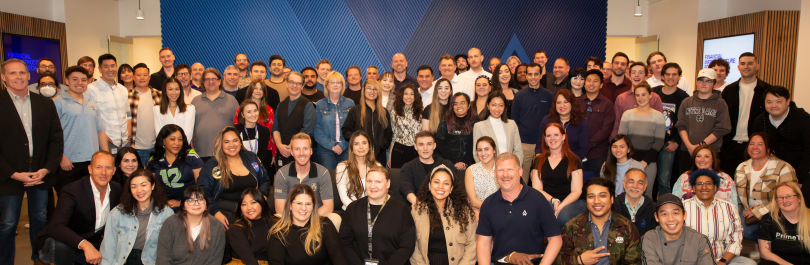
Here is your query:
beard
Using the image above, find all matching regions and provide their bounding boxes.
[457,65,469,71]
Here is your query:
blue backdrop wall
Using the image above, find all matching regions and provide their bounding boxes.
[161,0,607,78]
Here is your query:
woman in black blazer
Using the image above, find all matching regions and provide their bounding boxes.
[339,166,416,265]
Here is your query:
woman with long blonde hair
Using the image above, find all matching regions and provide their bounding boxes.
[197,126,272,230]
[341,79,392,163]
[421,78,453,133]
[758,182,810,265]
[336,131,381,209]
[269,184,347,264]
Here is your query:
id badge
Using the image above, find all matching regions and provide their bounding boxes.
[277,158,283,167]
[110,147,118,155]
[364,259,379,265]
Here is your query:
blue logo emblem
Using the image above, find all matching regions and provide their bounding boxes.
[640,219,646,228]
[251,162,259,172]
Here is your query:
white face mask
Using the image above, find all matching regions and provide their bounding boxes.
[40,85,57,97]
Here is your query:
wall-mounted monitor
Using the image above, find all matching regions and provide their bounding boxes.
[3,33,62,84]
[702,33,754,84]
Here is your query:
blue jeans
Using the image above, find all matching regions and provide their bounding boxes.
[556,199,587,228]
[657,149,677,196]
[741,207,760,242]
[136,148,154,168]
[317,145,348,170]
[0,186,49,263]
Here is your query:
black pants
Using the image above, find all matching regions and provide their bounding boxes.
[48,161,91,221]
[124,249,144,265]
[390,142,417,169]
[720,140,747,175]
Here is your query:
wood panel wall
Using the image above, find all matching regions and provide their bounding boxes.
[0,12,68,82]
[696,11,799,93]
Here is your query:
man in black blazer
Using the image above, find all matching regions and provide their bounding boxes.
[399,131,458,204]
[36,151,122,265]
[0,58,64,265]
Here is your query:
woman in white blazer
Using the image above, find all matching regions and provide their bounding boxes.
[472,92,523,165]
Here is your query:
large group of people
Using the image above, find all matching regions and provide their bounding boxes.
[2,45,810,265]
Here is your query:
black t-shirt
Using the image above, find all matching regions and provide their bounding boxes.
[302,90,325,104]
[428,225,449,255]
[221,172,258,202]
[422,103,450,120]
[652,85,690,143]
[422,161,436,178]
[343,87,363,105]
[758,213,810,264]
[531,155,582,200]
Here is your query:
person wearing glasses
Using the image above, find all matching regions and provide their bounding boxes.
[578,69,615,178]
[674,69,731,174]
[156,186,227,265]
[173,64,202,104]
[272,71,316,167]
[28,57,68,95]
[651,62,690,196]
[270,184,347,265]
[682,169,755,265]
[757,182,810,265]
[314,71,355,170]
[234,53,251,88]
[191,68,239,162]
[341,79,393,164]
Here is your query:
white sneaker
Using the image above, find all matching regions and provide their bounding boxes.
[749,251,760,261]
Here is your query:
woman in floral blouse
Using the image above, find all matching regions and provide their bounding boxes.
[388,84,423,168]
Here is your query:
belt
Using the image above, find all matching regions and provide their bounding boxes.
[29,157,33,164]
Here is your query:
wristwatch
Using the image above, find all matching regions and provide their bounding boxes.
[699,141,707,145]
[718,258,728,265]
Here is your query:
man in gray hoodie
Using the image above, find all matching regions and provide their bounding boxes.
[674,68,732,173]
[641,194,715,264]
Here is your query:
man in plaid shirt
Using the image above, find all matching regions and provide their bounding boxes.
[128,63,161,166]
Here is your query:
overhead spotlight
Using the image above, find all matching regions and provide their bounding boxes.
[136,0,144,20]
[634,0,642,17]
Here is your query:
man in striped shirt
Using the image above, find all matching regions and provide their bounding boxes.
[683,169,755,265]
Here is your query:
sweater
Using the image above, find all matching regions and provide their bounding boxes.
[155,215,227,265]
[617,109,666,164]
[612,193,657,237]
[269,217,347,265]
[640,226,715,265]
[339,197,416,265]
[674,93,731,152]
[227,218,274,265]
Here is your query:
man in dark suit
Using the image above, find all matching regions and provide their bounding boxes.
[0,58,64,265]
[37,151,122,265]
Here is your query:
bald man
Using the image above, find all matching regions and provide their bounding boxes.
[392,53,416,91]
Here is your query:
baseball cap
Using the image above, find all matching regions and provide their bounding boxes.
[655,193,684,211]
[697,68,716,80]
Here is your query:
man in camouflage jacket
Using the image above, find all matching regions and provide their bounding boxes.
[556,178,641,265]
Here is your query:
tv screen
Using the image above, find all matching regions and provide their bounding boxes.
[702,33,754,84]
[3,34,62,85]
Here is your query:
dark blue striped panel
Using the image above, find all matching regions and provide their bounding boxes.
[161,0,607,77]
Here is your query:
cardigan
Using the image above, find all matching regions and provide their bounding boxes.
[472,118,523,165]
[410,204,477,265]
[270,217,347,265]
[155,215,226,265]
[339,197,416,265]
[735,156,798,218]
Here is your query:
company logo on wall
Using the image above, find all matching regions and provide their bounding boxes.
[162,0,606,77]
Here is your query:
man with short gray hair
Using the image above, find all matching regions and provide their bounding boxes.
[222,65,241,97]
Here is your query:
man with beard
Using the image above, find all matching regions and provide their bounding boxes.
[28,57,68,94]
[265,54,288,100]
[613,169,657,236]
[235,53,251,88]
[601,52,631,103]
[558,177,641,265]
[272,72,316,167]
[455,54,469,75]
[642,193,715,265]
[392,53,416,91]
[300,66,325,103]
[683,169,755,265]
[148,47,176,92]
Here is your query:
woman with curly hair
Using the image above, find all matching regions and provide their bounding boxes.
[388,83,423,168]
[339,166,415,265]
[410,165,477,265]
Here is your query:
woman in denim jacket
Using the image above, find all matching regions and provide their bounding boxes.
[198,126,271,230]
[314,71,355,170]
[100,169,174,265]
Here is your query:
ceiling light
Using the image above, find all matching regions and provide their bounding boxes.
[634,0,642,17]
[136,0,144,20]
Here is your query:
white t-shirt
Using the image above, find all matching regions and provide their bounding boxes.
[134,89,157,149]
[749,160,769,207]
[456,69,492,100]
[734,81,757,142]
[191,223,203,240]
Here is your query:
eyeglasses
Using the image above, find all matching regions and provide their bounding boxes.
[287,81,303,86]
[292,201,314,208]
[235,59,248,62]
[777,194,797,201]
[186,198,205,205]
[694,181,715,187]
[205,78,220,82]
[177,72,190,77]
[39,82,56,87]
[365,88,377,92]
[40,65,56,70]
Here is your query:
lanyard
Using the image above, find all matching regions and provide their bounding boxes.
[366,195,388,257]
[243,125,258,154]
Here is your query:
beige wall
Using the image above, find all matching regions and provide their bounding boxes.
[606,37,638,62]
[132,37,163,72]
[647,0,700,86]
[794,0,810,108]
[63,0,120,79]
